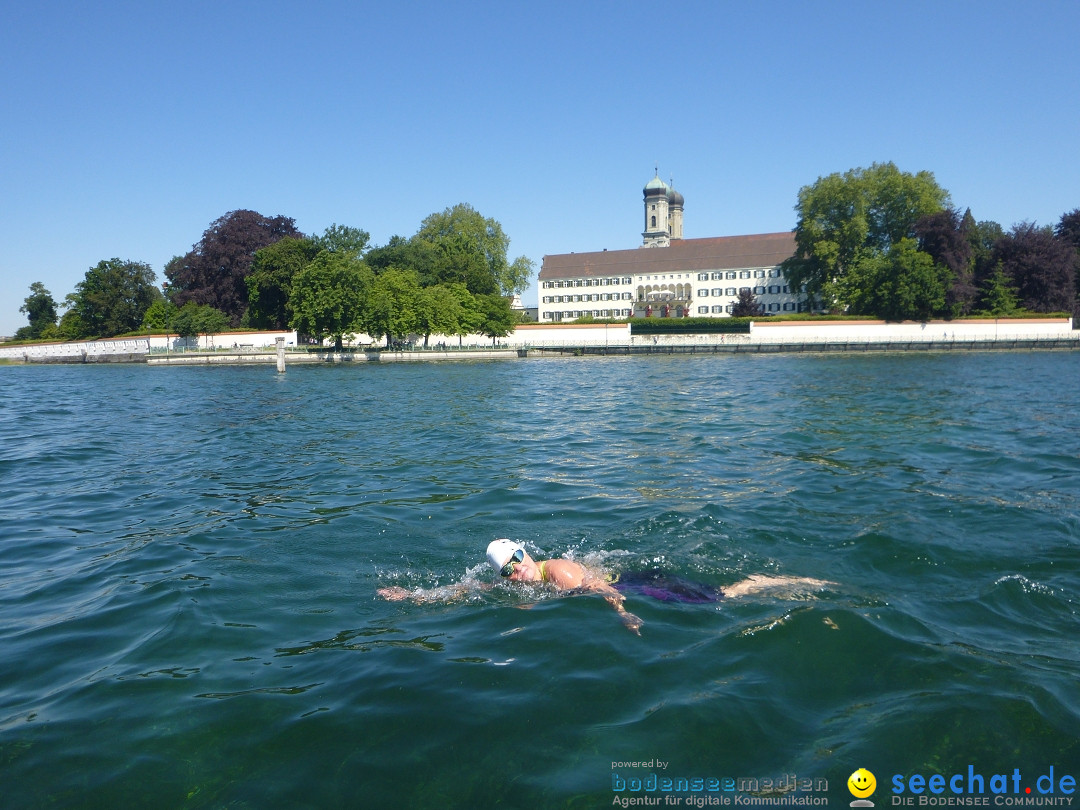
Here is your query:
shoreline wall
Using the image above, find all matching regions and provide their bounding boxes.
[2,320,1075,364]
[0,331,297,363]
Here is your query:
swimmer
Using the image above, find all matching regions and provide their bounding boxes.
[377,539,834,635]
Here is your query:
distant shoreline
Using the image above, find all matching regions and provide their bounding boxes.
[2,318,1076,365]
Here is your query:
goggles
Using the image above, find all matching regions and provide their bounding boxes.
[500,548,525,578]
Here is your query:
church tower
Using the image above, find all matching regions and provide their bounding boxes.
[642,171,684,246]
[642,171,671,247]
[667,179,684,240]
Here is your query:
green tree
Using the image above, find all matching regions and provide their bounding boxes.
[57,306,89,342]
[365,235,439,280]
[978,264,1019,316]
[364,267,423,346]
[16,282,58,339]
[246,237,320,329]
[66,258,162,338]
[416,284,466,347]
[476,293,515,345]
[414,203,510,295]
[782,162,950,312]
[172,302,228,339]
[140,299,177,332]
[313,224,370,259]
[968,218,1005,291]
[289,251,372,350]
[845,238,949,321]
[501,255,535,298]
[446,283,482,346]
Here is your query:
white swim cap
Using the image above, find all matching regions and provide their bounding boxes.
[486,538,524,573]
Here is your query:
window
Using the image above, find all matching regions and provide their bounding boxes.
[698,306,709,314]
[769,303,780,312]
[755,270,766,278]
[698,273,708,281]
[740,287,751,295]
[725,303,735,314]
[739,270,751,279]
[623,277,632,284]
[783,302,795,311]
[699,289,709,297]
[651,216,657,227]
[712,288,723,297]
[712,305,724,314]
[754,287,765,295]
[783,285,790,294]
[726,288,737,296]
[711,272,723,280]
[726,271,737,280]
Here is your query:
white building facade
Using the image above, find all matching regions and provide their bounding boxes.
[538,175,807,322]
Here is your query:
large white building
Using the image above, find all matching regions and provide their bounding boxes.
[538,174,807,322]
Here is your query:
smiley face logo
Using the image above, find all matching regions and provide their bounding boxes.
[848,768,876,798]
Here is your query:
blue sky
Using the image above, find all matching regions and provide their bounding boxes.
[2,0,1078,336]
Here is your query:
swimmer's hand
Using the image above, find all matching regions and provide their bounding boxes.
[377,587,410,601]
[620,609,643,635]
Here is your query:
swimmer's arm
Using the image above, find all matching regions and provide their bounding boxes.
[377,583,493,604]
[581,579,643,636]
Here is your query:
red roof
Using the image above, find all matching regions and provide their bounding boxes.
[539,232,796,280]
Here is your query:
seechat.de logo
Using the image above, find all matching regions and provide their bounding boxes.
[849,768,877,807]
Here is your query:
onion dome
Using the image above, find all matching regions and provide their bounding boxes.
[667,186,684,207]
[643,173,668,197]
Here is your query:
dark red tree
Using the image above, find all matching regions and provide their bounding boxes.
[1054,208,1080,319]
[731,288,761,317]
[1055,208,1080,251]
[915,208,976,316]
[166,210,302,324]
[993,222,1077,313]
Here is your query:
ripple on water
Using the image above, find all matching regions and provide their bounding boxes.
[1,354,1079,807]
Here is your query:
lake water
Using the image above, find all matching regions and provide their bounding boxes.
[1,352,1078,809]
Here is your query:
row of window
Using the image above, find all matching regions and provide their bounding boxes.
[696,302,802,314]
[543,293,634,303]
[541,268,785,289]
[541,301,808,320]
[543,309,633,320]
[543,285,795,305]
[697,269,783,281]
[700,286,791,297]
[542,278,632,289]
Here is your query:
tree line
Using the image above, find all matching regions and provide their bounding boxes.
[12,203,535,347]
[12,166,1080,342]
[781,162,1080,321]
